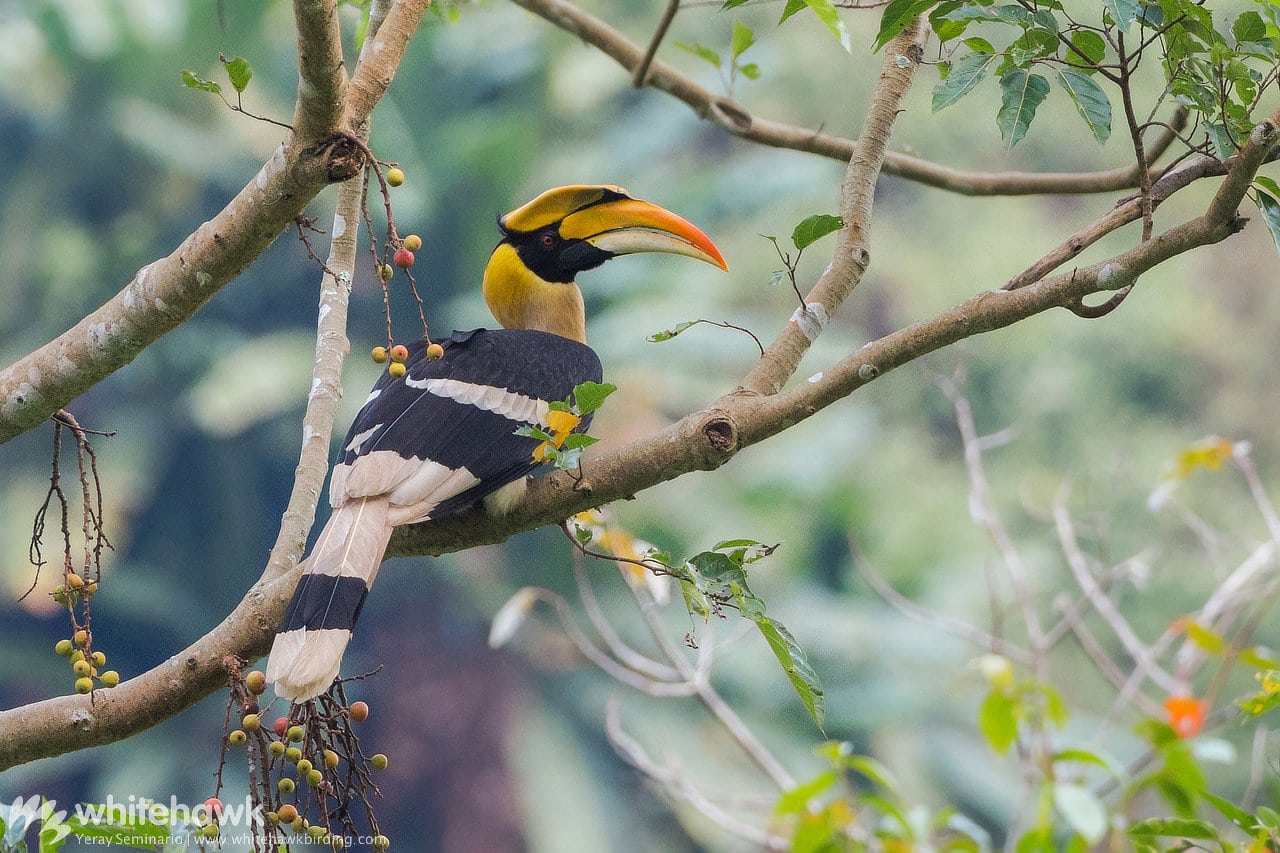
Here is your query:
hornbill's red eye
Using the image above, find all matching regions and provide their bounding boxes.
[541,234,555,248]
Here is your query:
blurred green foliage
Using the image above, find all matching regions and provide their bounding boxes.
[2,0,1280,850]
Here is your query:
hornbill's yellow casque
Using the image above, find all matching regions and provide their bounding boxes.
[266,185,727,701]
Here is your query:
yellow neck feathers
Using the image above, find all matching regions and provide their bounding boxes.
[482,244,587,344]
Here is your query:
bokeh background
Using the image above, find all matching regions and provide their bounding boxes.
[2,0,1279,849]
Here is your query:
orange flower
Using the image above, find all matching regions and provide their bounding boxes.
[1163,694,1207,738]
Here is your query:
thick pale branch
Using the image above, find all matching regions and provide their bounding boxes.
[0,1,431,447]
[261,0,411,592]
[507,0,1184,196]
[291,0,349,141]
[0,136,359,446]
[343,0,432,131]
[0,0,417,770]
[741,18,926,396]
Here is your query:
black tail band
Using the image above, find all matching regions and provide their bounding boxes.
[280,574,370,632]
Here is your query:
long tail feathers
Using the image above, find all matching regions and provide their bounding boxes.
[266,497,393,701]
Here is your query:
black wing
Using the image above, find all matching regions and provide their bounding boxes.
[331,328,602,523]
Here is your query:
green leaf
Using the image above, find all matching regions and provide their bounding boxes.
[1127,817,1218,839]
[738,63,761,80]
[980,689,1018,753]
[222,55,253,93]
[571,381,616,415]
[932,52,994,112]
[774,770,839,815]
[1053,783,1107,844]
[1066,30,1107,69]
[721,0,751,8]
[1234,10,1267,44]
[1008,27,1060,65]
[1257,805,1280,831]
[962,36,995,54]
[1103,0,1139,31]
[791,213,844,250]
[687,551,747,588]
[1056,68,1111,143]
[874,0,938,51]
[731,20,755,60]
[1202,791,1261,833]
[1255,189,1280,257]
[561,433,598,450]
[1052,747,1125,781]
[930,1,968,42]
[1206,123,1235,159]
[673,41,722,69]
[779,0,806,23]
[941,4,1028,26]
[755,616,825,728]
[514,424,554,442]
[844,754,901,794]
[1015,825,1055,853]
[39,825,70,853]
[712,538,762,550]
[996,69,1050,149]
[180,69,222,95]
[647,320,697,343]
[1255,176,1280,197]
[803,0,852,53]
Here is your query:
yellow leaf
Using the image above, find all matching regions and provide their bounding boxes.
[1183,620,1226,656]
[1174,436,1235,478]
[545,409,581,436]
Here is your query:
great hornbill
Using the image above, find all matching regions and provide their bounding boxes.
[267,185,727,701]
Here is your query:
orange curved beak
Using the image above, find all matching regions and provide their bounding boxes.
[560,196,728,271]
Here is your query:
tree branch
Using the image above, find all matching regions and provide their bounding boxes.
[632,0,680,88]
[291,0,349,142]
[0,136,358,445]
[343,0,432,132]
[0,0,431,447]
[740,18,925,396]
[0,0,421,771]
[1001,152,1230,291]
[507,0,1186,196]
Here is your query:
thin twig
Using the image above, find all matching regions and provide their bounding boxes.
[604,698,791,850]
[1052,482,1176,693]
[633,0,680,87]
[937,374,1048,670]
[526,587,697,696]
[573,559,684,682]
[856,552,1032,665]
[627,580,796,790]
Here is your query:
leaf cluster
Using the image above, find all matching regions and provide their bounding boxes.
[879,0,1280,152]
[515,381,617,471]
[775,744,990,852]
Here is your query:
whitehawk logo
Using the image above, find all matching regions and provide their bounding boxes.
[0,796,70,851]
